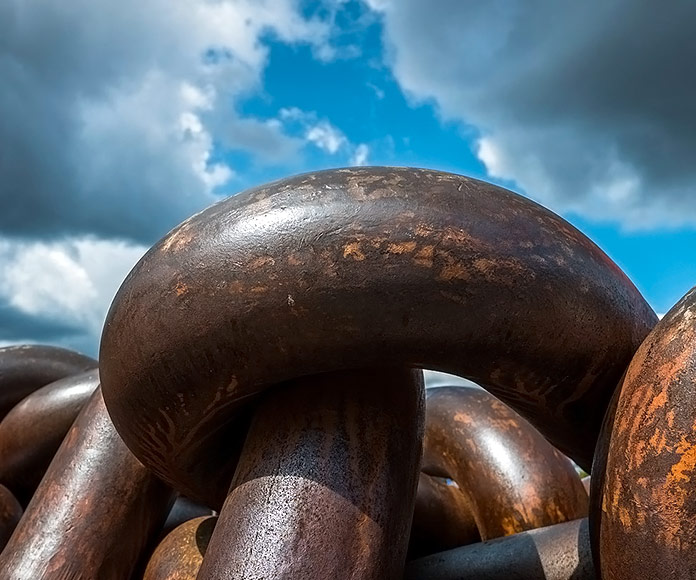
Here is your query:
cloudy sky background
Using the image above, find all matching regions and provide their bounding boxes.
[1,0,695,357]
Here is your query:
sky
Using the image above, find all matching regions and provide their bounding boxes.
[1,0,695,358]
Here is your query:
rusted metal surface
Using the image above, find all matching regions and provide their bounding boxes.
[99,168,656,508]
[0,387,175,579]
[0,483,22,550]
[405,518,596,580]
[592,286,696,580]
[143,516,216,580]
[421,386,588,541]
[0,345,96,420]
[409,473,480,559]
[197,368,424,579]
[0,369,98,504]
[161,495,215,538]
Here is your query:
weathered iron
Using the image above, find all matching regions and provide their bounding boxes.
[100,168,656,513]
[592,286,696,580]
[409,472,480,559]
[144,516,216,580]
[0,345,96,419]
[0,483,22,551]
[405,518,596,580]
[0,369,98,504]
[197,368,424,579]
[0,387,175,579]
[421,386,588,542]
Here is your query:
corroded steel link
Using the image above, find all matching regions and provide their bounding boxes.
[144,516,216,580]
[405,518,596,580]
[197,368,424,579]
[0,345,96,419]
[0,369,98,504]
[409,473,480,559]
[0,484,21,551]
[99,167,656,508]
[161,495,216,538]
[0,387,175,579]
[421,386,588,540]
[592,286,696,580]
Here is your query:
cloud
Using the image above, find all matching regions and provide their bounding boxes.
[306,122,347,154]
[0,237,147,355]
[0,0,334,244]
[0,1,371,352]
[0,303,84,344]
[368,0,696,229]
[351,143,370,166]
[279,107,370,163]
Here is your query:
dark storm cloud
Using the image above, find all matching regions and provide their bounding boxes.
[0,1,221,243]
[370,0,696,228]
[0,0,332,244]
[0,302,84,342]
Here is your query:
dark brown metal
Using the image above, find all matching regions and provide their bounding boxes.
[0,483,22,551]
[197,368,424,579]
[99,167,656,508]
[405,518,596,580]
[0,387,175,579]
[143,516,216,580]
[421,386,588,541]
[0,345,96,420]
[592,286,696,580]
[0,369,98,504]
[409,472,480,559]
[161,495,215,538]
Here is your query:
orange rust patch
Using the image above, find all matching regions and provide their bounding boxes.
[287,254,302,266]
[226,376,238,394]
[618,506,632,528]
[160,216,198,253]
[453,412,475,426]
[250,286,268,294]
[414,224,435,237]
[227,280,245,294]
[386,241,417,254]
[441,228,481,248]
[248,256,276,269]
[646,388,668,416]
[648,429,668,455]
[438,262,470,281]
[343,242,366,261]
[413,245,434,268]
[473,257,526,284]
[368,236,389,249]
[666,436,696,485]
[174,281,188,296]
[499,515,523,536]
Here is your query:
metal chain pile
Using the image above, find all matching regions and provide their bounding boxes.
[0,168,690,580]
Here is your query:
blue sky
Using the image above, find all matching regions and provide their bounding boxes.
[1,0,695,355]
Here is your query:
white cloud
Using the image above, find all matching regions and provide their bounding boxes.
[0,0,336,242]
[306,122,347,154]
[0,237,148,353]
[351,143,370,166]
[368,0,696,229]
[279,106,364,158]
